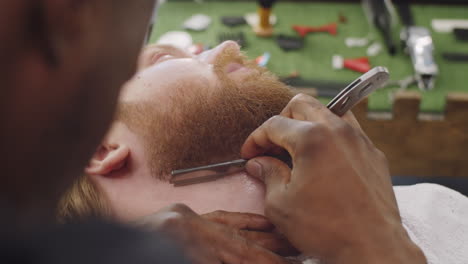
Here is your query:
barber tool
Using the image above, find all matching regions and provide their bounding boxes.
[339,13,348,24]
[385,75,417,90]
[218,32,246,47]
[292,23,338,38]
[362,0,397,56]
[183,14,212,31]
[221,16,247,27]
[454,28,468,42]
[442,52,468,62]
[332,55,371,74]
[432,19,468,33]
[367,42,383,56]
[345,1,374,48]
[170,67,390,187]
[397,1,438,90]
[280,76,351,98]
[157,31,193,50]
[245,13,277,28]
[280,71,352,98]
[345,37,371,48]
[276,34,304,51]
[251,0,277,37]
[255,52,271,67]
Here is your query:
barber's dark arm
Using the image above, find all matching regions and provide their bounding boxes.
[135,204,298,264]
[241,94,427,264]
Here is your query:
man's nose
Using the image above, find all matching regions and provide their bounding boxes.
[197,41,240,64]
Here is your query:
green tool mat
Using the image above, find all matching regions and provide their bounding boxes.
[149,1,468,112]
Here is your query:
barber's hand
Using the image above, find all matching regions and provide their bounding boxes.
[202,210,299,257]
[241,94,426,264]
[136,204,298,264]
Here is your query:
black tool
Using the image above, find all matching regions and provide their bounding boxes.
[259,0,276,9]
[276,34,304,51]
[221,16,247,27]
[395,0,414,27]
[280,76,351,97]
[218,32,246,47]
[442,52,468,62]
[363,0,397,56]
[454,28,468,42]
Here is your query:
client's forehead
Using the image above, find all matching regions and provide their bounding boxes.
[119,53,218,105]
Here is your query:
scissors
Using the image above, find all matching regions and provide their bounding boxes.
[170,66,389,187]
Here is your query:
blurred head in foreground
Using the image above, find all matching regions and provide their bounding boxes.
[0,0,156,224]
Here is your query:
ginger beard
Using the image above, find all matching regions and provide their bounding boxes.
[118,46,294,181]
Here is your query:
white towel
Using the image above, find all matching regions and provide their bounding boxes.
[395,183,468,264]
[299,183,468,264]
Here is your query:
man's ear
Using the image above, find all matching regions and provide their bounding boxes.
[85,143,130,176]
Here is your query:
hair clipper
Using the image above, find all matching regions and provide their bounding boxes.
[398,1,438,90]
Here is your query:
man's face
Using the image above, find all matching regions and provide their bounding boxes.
[90,41,293,221]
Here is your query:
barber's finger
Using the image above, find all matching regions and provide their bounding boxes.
[242,115,327,162]
[280,94,334,122]
[282,94,366,137]
[202,211,274,231]
[238,230,300,256]
[341,111,363,130]
[241,115,301,159]
[218,236,288,264]
[205,221,287,264]
[340,110,376,146]
[245,156,291,188]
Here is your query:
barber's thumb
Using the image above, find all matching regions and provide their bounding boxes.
[245,157,291,187]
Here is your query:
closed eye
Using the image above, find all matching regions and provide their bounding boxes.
[140,44,193,68]
[150,53,172,64]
